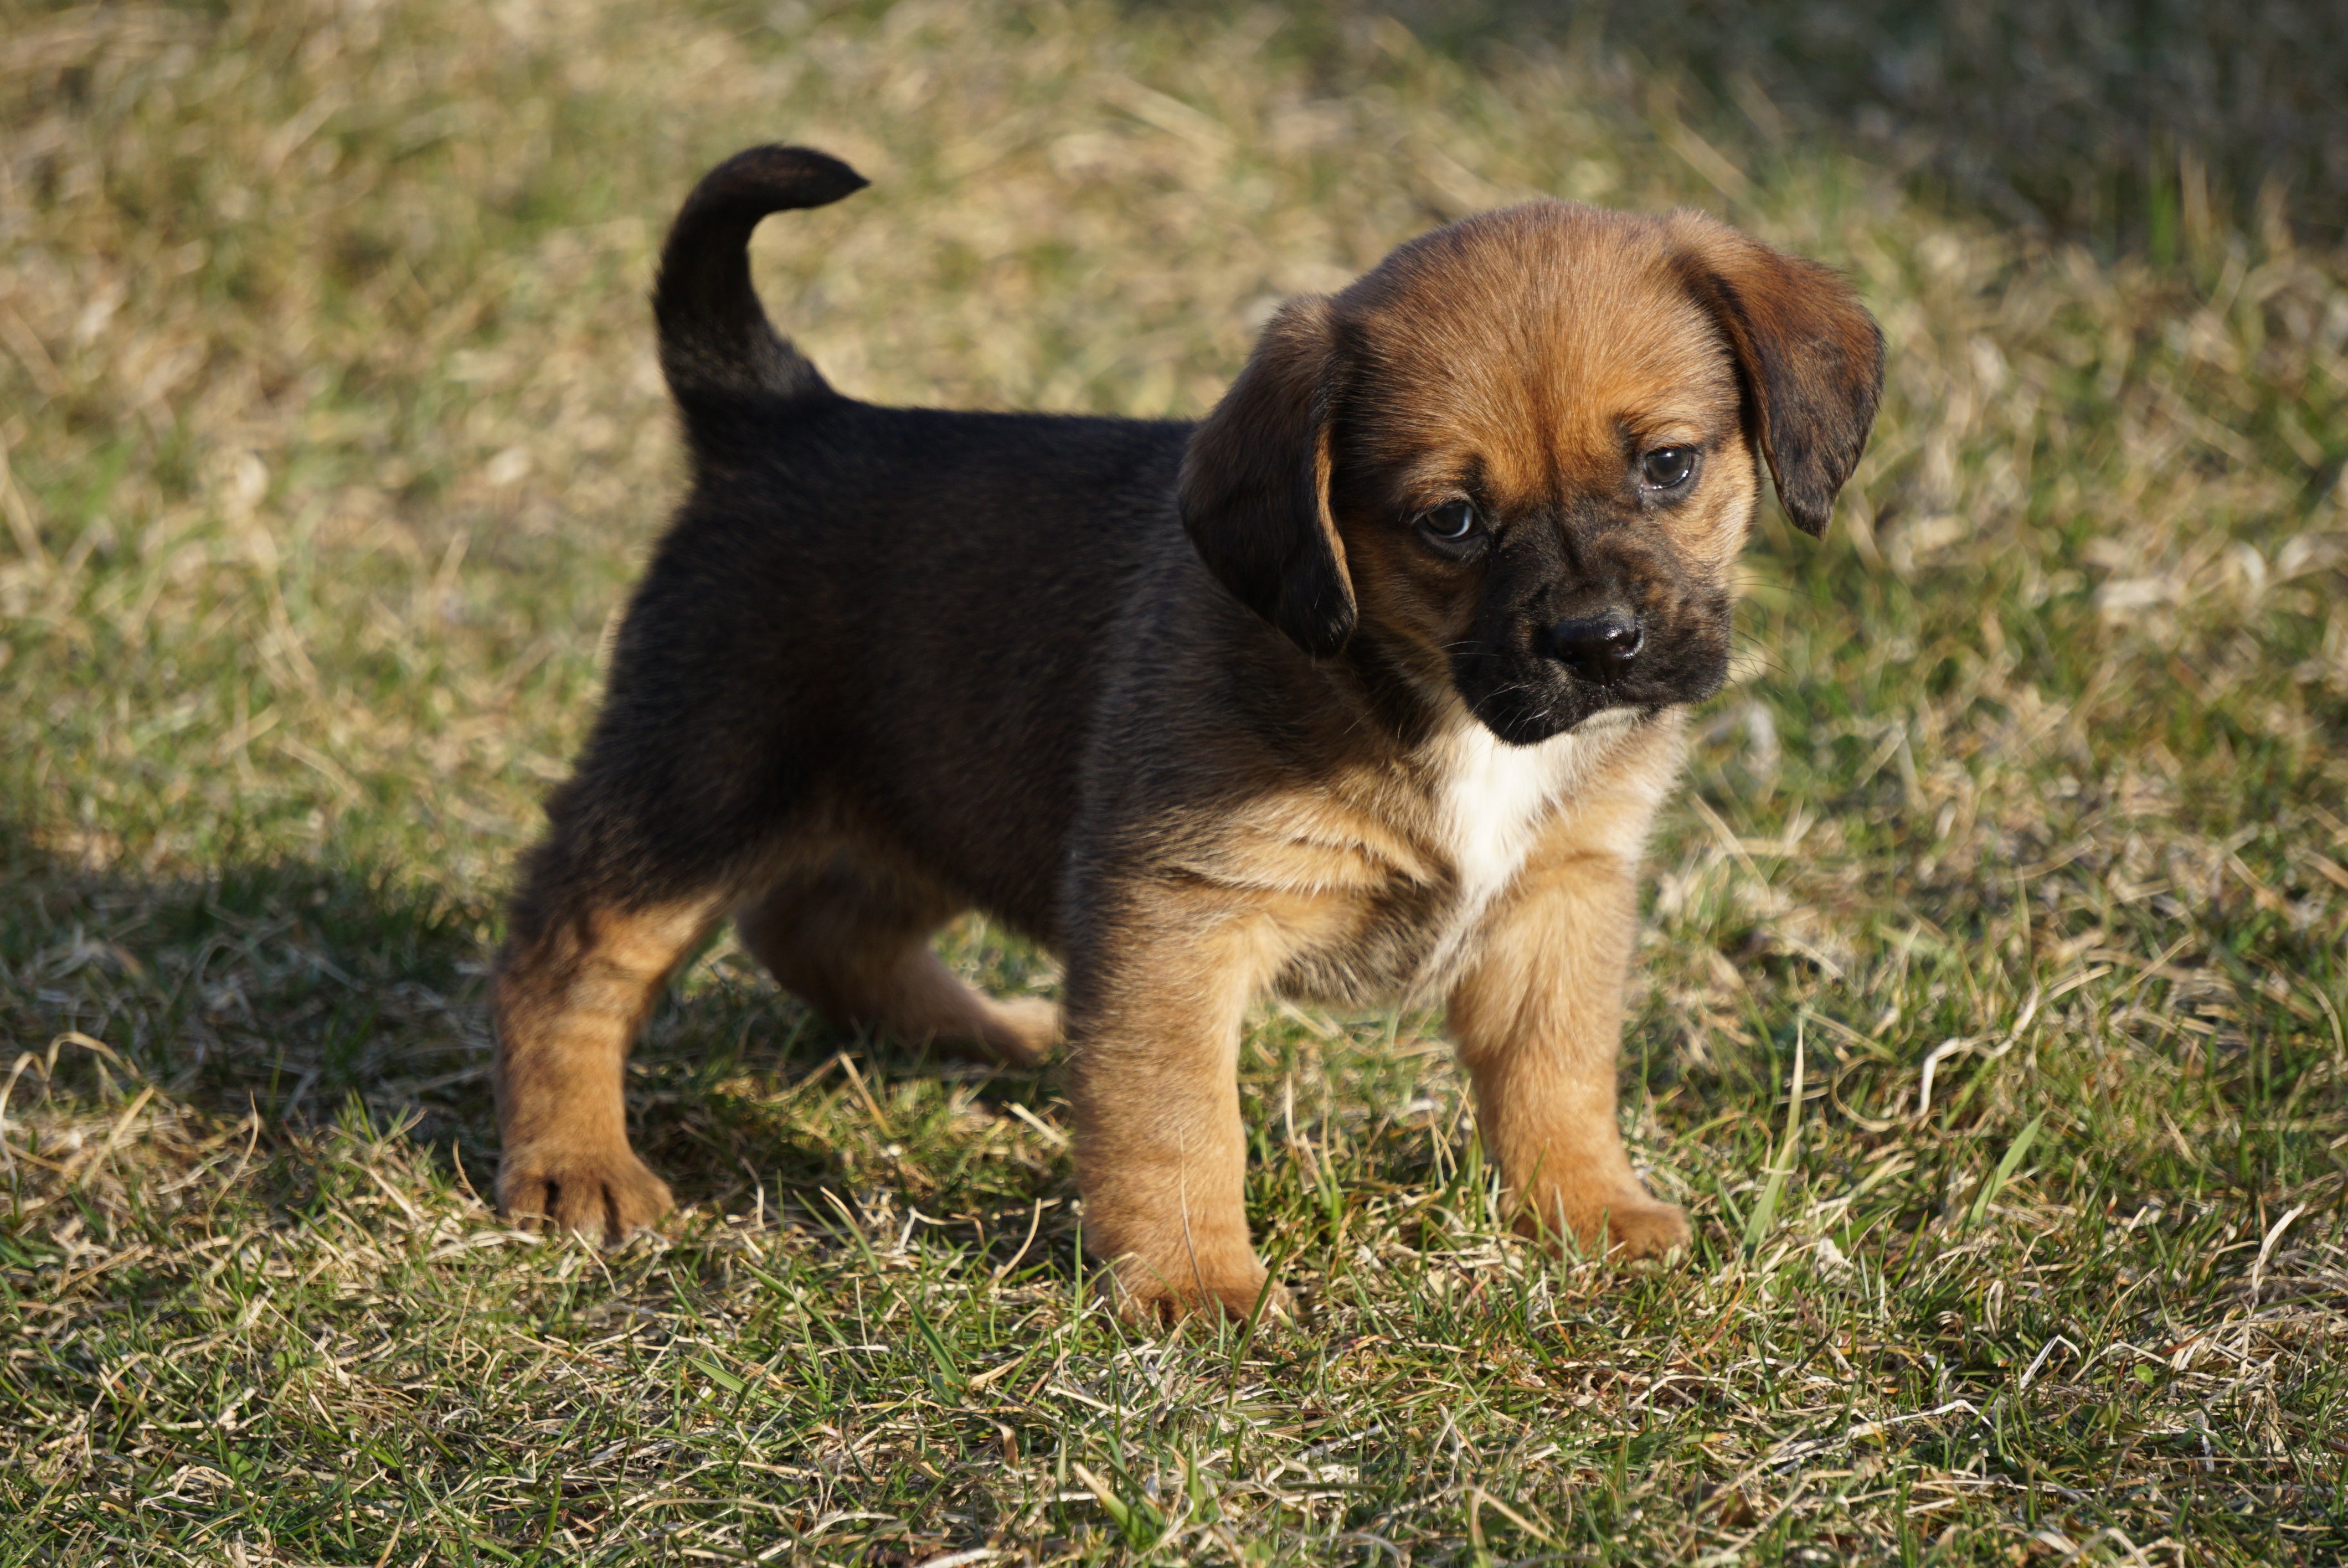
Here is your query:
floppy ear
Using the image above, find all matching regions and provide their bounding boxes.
[1671,219,1884,537]
[1178,297,1356,658]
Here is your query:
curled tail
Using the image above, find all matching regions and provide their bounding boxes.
[652,145,867,422]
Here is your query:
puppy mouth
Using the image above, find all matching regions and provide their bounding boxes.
[1461,675,1650,746]
[1451,627,1727,746]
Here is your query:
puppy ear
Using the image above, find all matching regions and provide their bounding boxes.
[1179,297,1356,658]
[1671,219,1884,537]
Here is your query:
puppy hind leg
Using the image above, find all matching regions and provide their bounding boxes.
[493,830,735,1241]
[737,865,1058,1067]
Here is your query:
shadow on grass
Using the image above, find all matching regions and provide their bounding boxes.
[1154,0,2348,250]
[0,814,1072,1249]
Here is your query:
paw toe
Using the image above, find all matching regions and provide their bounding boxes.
[1604,1198,1692,1261]
[1113,1265,1289,1327]
[497,1149,673,1244]
[986,998,1060,1067]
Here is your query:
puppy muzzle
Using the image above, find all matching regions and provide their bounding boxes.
[1542,607,1644,685]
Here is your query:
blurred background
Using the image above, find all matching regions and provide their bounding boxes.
[1387,0,2348,249]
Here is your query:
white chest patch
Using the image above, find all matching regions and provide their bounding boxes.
[1435,725,1578,917]
[1400,719,1595,991]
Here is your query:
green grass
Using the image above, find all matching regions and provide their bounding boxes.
[4,0,2347,1561]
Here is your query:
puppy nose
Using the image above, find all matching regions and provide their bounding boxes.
[1546,608,1643,682]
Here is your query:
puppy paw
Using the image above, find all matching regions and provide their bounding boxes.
[916,996,1058,1069]
[1515,1186,1692,1265]
[1109,1257,1290,1327]
[1598,1194,1692,1262]
[979,996,1060,1069]
[497,1146,674,1243]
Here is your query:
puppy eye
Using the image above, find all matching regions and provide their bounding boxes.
[1639,447,1697,490]
[1418,499,1480,544]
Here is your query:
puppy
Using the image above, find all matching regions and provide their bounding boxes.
[492,145,1881,1319]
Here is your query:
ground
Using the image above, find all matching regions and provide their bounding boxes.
[3,0,2346,1562]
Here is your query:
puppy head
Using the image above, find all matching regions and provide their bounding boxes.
[1180,203,1882,744]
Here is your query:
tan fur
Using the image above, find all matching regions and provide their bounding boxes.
[493,149,1881,1323]
[734,856,1059,1067]
[1448,717,1693,1257]
[493,899,718,1236]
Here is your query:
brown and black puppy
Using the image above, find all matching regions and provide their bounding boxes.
[492,145,1881,1321]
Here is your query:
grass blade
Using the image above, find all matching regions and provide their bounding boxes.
[1966,1112,2047,1228]
[1743,1018,1806,1251]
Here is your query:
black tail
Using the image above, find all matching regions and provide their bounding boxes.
[652,145,868,419]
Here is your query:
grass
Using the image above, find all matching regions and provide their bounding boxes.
[3,0,2346,1561]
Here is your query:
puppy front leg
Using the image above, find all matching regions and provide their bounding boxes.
[1449,848,1690,1262]
[1065,902,1288,1323]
